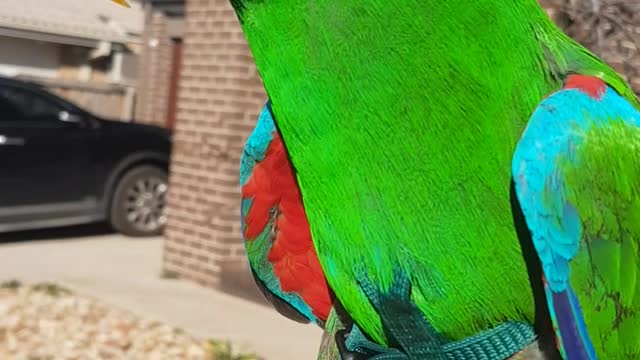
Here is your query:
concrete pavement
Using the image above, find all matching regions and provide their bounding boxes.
[0,226,322,359]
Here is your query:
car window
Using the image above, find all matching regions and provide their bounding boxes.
[0,85,63,121]
[0,88,22,118]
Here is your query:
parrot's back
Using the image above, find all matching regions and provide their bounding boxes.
[231,0,638,350]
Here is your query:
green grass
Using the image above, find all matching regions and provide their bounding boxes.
[32,282,72,297]
[1,280,71,297]
[207,340,263,360]
[0,279,22,289]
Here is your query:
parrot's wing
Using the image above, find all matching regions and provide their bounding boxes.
[240,101,332,325]
[317,307,345,360]
[512,75,640,359]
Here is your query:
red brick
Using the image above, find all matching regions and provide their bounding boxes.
[136,7,173,128]
[162,0,266,288]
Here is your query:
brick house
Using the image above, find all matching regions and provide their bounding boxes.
[0,0,144,120]
[160,0,639,297]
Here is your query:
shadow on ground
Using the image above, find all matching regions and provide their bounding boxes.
[0,222,115,243]
[218,259,271,307]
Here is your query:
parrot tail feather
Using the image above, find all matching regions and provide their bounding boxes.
[543,276,597,360]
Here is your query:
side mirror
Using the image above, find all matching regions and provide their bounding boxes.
[58,111,84,124]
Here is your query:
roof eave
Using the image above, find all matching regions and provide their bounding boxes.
[0,25,141,48]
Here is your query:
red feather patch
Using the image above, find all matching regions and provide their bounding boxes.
[242,132,332,321]
[564,75,606,100]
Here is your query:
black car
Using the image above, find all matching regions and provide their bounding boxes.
[0,76,171,237]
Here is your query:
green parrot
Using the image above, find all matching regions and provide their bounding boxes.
[233,0,640,359]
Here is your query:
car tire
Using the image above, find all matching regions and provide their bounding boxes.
[109,165,168,237]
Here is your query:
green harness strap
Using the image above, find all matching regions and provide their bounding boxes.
[342,269,536,360]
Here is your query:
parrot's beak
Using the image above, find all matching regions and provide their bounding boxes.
[111,0,130,7]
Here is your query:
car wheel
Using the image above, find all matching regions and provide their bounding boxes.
[110,165,168,237]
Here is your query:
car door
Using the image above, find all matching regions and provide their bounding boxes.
[0,83,101,225]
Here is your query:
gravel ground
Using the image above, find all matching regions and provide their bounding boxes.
[0,281,261,360]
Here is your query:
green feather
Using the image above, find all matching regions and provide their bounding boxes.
[317,308,343,360]
[557,120,640,357]
[232,0,639,347]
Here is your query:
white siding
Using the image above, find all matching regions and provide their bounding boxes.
[0,36,59,78]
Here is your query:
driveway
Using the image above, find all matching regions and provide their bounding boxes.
[0,225,322,359]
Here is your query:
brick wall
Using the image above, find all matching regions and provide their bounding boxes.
[162,0,266,294]
[135,5,172,128]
